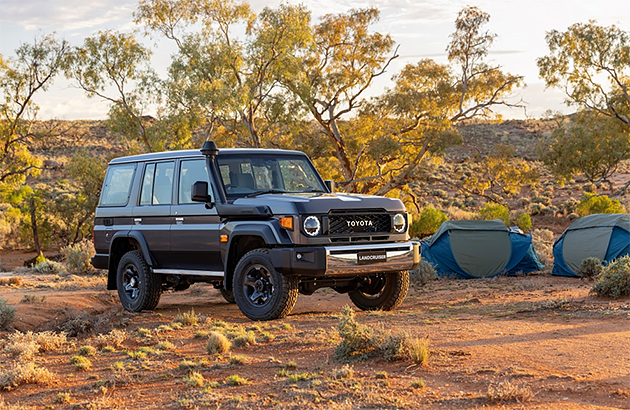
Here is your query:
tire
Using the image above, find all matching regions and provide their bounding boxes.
[116,250,162,312]
[349,271,409,311]
[220,288,236,304]
[232,249,298,321]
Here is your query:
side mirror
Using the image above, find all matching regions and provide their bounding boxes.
[324,180,335,193]
[191,181,212,203]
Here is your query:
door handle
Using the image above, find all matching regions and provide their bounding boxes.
[175,217,184,223]
[134,218,142,224]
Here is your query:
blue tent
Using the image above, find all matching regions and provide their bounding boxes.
[552,213,630,277]
[420,220,545,279]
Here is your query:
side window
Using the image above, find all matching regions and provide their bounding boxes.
[100,163,136,207]
[140,161,174,205]
[179,159,212,204]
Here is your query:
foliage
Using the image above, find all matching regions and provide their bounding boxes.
[477,203,509,225]
[591,256,630,298]
[514,213,532,231]
[410,260,438,286]
[540,112,630,184]
[487,380,534,403]
[70,355,92,371]
[410,206,448,238]
[335,305,377,361]
[174,308,199,327]
[579,257,603,280]
[460,144,539,199]
[62,240,95,273]
[576,193,626,217]
[538,21,630,189]
[63,30,158,152]
[0,362,56,390]
[135,0,313,149]
[31,259,63,274]
[0,297,16,330]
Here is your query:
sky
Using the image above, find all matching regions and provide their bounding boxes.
[1,0,629,120]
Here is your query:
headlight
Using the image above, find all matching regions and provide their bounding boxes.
[393,213,406,233]
[303,216,321,236]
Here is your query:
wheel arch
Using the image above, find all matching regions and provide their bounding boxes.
[107,231,154,290]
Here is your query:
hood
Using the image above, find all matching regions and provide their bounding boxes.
[231,192,406,215]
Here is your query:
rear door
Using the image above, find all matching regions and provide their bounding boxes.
[169,158,222,271]
[131,161,174,267]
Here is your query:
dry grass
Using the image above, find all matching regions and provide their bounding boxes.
[94,329,127,349]
[206,331,231,354]
[0,362,56,390]
[487,380,534,403]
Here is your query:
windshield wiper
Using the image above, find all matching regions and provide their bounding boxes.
[245,189,288,198]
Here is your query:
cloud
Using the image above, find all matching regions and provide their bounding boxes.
[0,0,136,31]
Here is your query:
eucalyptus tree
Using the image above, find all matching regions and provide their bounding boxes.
[135,0,313,148]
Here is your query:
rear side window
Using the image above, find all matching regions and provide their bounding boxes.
[100,163,136,207]
[140,162,175,205]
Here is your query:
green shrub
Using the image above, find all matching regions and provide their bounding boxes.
[577,193,626,217]
[477,203,509,225]
[31,259,63,274]
[335,306,378,360]
[410,260,437,286]
[514,213,532,231]
[0,298,16,330]
[70,355,92,371]
[410,206,448,238]
[183,371,204,387]
[591,256,630,298]
[62,240,95,273]
[174,309,199,327]
[579,257,603,280]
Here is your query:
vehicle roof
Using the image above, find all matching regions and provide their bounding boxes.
[108,147,308,165]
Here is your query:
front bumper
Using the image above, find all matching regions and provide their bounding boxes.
[269,242,420,277]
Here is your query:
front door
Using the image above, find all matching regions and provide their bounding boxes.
[170,158,222,271]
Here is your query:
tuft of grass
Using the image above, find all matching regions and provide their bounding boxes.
[258,332,275,342]
[95,329,126,349]
[232,331,256,347]
[284,361,297,370]
[70,355,92,371]
[78,346,97,356]
[206,331,231,355]
[174,309,199,327]
[194,330,209,339]
[375,371,388,379]
[331,364,354,380]
[0,362,56,390]
[407,337,430,366]
[178,359,209,372]
[156,341,176,351]
[111,362,124,371]
[0,277,23,287]
[411,379,425,389]
[135,328,152,339]
[335,306,377,360]
[183,371,204,388]
[591,256,630,298]
[229,354,248,365]
[56,392,72,404]
[487,380,534,403]
[20,294,45,304]
[225,374,249,386]
[0,297,16,330]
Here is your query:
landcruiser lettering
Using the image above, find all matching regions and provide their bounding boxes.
[92,142,420,321]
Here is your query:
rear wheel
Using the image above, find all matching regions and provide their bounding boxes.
[233,249,298,321]
[116,250,162,312]
[349,271,409,311]
[220,288,236,304]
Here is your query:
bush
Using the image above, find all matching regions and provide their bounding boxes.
[31,259,63,274]
[335,306,378,361]
[591,256,630,298]
[410,207,448,238]
[410,260,437,286]
[514,213,532,231]
[478,203,509,225]
[174,309,199,327]
[0,298,16,330]
[206,331,231,355]
[62,240,95,273]
[0,362,56,390]
[577,193,626,217]
[579,257,603,280]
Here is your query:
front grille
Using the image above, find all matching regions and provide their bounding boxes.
[327,213,391,235]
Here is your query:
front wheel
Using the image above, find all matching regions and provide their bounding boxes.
[349,271,409,311]
[116,251,162,312]
[232,249,298,321]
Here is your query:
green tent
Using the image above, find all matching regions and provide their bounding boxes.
[421,220,545,278]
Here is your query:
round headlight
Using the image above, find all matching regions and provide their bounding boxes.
[393,213,406,233]
[303,216,321,236]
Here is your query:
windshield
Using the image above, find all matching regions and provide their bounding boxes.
[216,154,326,198]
